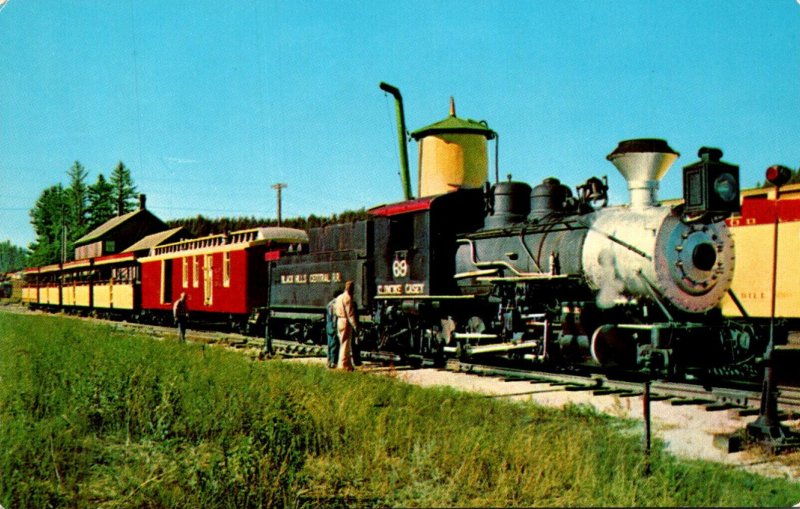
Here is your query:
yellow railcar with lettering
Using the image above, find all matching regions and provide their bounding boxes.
[721,184,800,319]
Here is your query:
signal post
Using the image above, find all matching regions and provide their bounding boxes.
[746,165,800,452]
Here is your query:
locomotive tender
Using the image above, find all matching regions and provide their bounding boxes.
[22,85,765,378]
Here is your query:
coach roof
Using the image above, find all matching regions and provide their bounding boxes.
[123,227,191,253]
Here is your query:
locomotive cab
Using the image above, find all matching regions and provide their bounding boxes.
[367,189,484,359]
[369,189,485,300]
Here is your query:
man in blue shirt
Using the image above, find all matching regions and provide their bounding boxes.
[325,290,340,368]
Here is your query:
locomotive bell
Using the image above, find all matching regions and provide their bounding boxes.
[411,98,496,197]
[606,139,679,208]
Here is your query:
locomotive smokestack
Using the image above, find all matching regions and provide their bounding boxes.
[606,139,679,208]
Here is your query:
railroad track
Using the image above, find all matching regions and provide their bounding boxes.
[111,320,330,358]
[0,304,329,358]
[446,360,800,420]
[6,305,800,421]
[184,321,800,422]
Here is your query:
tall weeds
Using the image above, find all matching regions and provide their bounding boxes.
[1,312,798,507]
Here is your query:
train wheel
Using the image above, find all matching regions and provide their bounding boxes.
[466,316,486,334]
[227,315,247,335]
[377,317,413,352]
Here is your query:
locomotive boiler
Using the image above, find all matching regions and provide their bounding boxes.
[450,139,754,376]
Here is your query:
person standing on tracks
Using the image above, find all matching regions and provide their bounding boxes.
[325,290,341,368]
[335,281,358,371]
[173,292,188,342]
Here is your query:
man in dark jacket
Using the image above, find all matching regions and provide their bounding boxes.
[173,292,188,342]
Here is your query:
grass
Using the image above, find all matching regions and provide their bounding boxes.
[1,311,799,507]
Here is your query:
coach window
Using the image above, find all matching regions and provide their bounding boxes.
[192,256,199,288]
[182,257,189,288]
[389,218,414,250]
[223,251,231,287]
[204,254,213,305]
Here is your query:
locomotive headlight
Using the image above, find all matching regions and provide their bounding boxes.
[714,173,738,202]
[682,147,740,216]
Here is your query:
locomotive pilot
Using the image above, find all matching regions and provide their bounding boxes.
[335,281,358,371]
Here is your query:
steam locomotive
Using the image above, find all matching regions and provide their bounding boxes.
[266,85,763,378]
[22,85,767,379]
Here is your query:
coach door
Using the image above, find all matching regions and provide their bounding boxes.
[203,254,213,306]
[161,260,173,304]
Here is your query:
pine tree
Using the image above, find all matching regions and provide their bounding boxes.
[28,184,68,266]
[87,173,115,230]
[0,241,29,272]
[66,161,89,242]
[110,161,137,216]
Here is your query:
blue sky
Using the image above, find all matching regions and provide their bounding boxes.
[1,1,798,249]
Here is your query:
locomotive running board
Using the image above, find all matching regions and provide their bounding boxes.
[375,295,476,300]
[453,268,499,279]
[476,274,577,282]
[443,340,539,356]
[270,310,324,320]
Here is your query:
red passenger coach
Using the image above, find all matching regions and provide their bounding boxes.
[138,227,308,330]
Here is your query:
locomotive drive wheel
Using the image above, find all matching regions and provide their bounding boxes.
[377,318,413,352]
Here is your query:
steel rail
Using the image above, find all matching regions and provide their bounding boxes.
[446,360,800,418]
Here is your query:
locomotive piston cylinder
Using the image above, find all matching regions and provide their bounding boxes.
[590,324,637,367]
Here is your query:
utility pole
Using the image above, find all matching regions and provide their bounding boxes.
[60,200,67,265]
[62,224,67,264]
[272,183,287,226]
